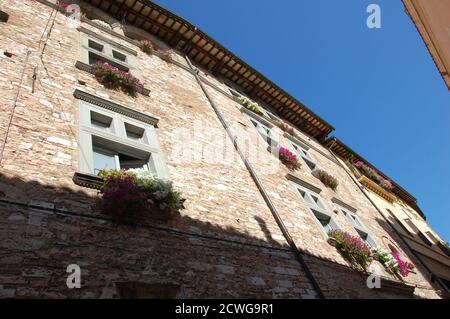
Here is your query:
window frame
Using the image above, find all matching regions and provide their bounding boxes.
[293,183,340,237]
[289,139,317,170]
[78,100,168,179]
[337,204,378,248]
[245,114,279,150]
[80,32,137,75]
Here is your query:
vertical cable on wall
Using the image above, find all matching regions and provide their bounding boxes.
[185,55,325,299]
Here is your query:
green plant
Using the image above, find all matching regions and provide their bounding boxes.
[238,96,264,116]
[372,248,413,277]
[312,169,338,190]
[139,40,154,55]
[92,61,143,97]
[354,161,393,191]
[278,146,301,170]
[328,229,372,269]
[98,169,185,217]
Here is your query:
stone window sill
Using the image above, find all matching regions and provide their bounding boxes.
[73,172,103,190]
[75,61,151,96]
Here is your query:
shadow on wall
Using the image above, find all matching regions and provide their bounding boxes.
[0,172,427,299]
[0,171,302,299]
[373,214,445,293]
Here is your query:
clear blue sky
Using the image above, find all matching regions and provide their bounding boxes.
[153,0,450,241]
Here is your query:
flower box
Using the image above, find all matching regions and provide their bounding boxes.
[312,169,338,191]
[328,229,372,270]
[354,161,394,192]
[139,40,154,55]
[92,61,143,97]
[278,146,301,170]
[238,96,264,116]
[97,169,185,221]
[372,248,414,278]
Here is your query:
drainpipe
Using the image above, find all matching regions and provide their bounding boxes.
[327,137,447,294]
[185,56,325,299]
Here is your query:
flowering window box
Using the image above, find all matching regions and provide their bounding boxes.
[92,61,143,97]
[277,146,301,170]
[328,229,372,270]
[139,40,154,55]
[354,161,394,192]
[73,170,185,221]
[238,96,264,117]
[75,61,151,96]
[372,248,415,278]
[97,169,185,220]
[312,169,338,191]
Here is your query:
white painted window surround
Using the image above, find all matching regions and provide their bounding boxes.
[336,204,378,248]
[80,32,138,76]
[78,100,168,179]
[292,182,340,237]
[289,139,317,170]
[247,116,279,149]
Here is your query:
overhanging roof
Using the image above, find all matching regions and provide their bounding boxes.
[323,137,426,219]
[82,0,335,140]
[402,0,450,90]
[81,0,425,219]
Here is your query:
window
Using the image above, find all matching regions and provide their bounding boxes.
[90,111,113,132]
[425,231,438,244]
[417,231,433,247]
[338,205,377,248]
[295,185,339,236]
[227,85,243,99]
[437,242,450,257]
[81,33,135,73]
[438,278,450,293]
[404,218,420,234]
[78,98,167,179]
[248,117,279,149]
[387,209,414,236]
[290,141,317,170]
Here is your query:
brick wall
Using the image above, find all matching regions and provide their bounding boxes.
[0,0,443,298]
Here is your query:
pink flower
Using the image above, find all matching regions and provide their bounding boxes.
[390,252,410,277]
[277,146,300,170]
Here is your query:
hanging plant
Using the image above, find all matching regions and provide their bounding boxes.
[278,146,301,170]
[139,40,154,55]
[92,61,143,97]
[98,169,185,219]
[328,229,372,269]
[312,169,338,191]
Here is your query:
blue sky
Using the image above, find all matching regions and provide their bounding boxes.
[153,0,450,241]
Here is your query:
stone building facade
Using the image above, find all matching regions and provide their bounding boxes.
[0,0,448,298]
